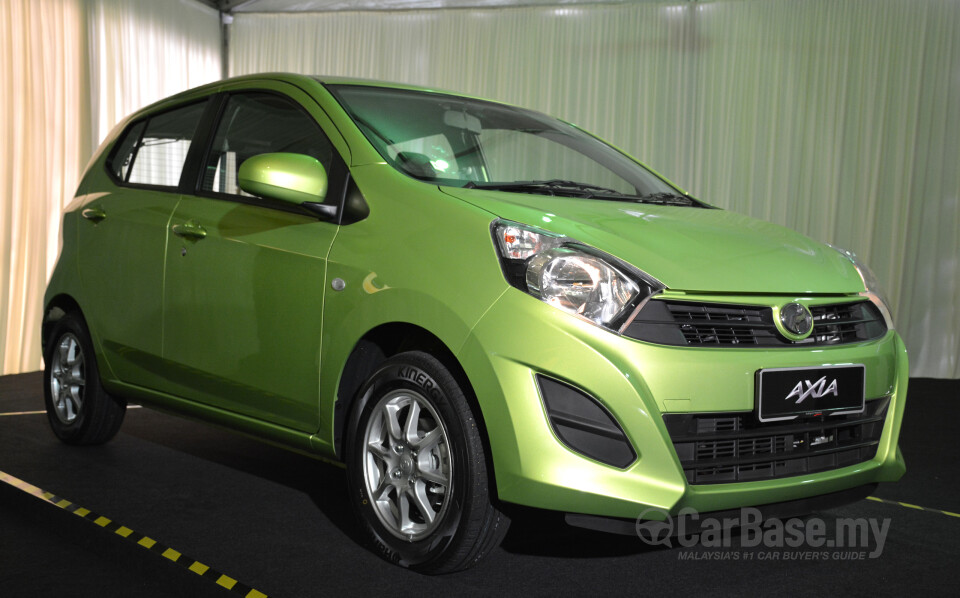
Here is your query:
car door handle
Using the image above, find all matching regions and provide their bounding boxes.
[172,221,207,240]
[81,208,107,223]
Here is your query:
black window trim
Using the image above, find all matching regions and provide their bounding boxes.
[179,94,227,195]
[104,97,215,194]
[121,121,147,184]
[188,88,353,224]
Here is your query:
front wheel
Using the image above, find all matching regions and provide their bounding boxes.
[345,351,509,573]
[43,312,126,445]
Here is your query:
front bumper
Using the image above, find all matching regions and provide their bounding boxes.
[457,289,908,520]
[566,483,879,536]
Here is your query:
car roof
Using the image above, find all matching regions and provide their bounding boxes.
[132,73,502,119]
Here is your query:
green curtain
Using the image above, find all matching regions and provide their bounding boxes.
[232,0,960,378]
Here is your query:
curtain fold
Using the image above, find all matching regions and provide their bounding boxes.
[1,0,88,375]
[87,0,222,147]
[0,0,220,375]
[2,0,958,378]
[232,0,960,378]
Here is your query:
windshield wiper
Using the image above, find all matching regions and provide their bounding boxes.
[464,180,708,208]
[629,192,700,207]
[463,179,624,197]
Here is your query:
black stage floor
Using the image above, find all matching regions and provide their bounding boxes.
[2,372,958,597]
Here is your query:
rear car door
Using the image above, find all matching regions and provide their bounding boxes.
[159,86,348,432]
[77,100,209,388]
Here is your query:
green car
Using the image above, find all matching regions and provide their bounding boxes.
[42,73,907,573]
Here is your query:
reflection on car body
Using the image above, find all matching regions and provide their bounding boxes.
[42,73,907,573]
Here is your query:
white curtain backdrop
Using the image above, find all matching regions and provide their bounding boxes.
[1,0,958,379]
[231,0,960,379]
[87,0,222,146]
[1,0,88,375]
[0,0,220,375]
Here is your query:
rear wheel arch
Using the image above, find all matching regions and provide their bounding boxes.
[43,309,127,445]
[42,294,84,356]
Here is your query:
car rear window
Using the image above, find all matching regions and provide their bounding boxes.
[108,101,207,189]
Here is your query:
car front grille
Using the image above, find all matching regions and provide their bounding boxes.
[662,397,889,484]
[622,299,887,347]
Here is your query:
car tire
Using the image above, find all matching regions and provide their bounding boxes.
[43,312,126,445]
[345,351,509,573]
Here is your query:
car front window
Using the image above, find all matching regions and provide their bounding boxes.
[327,84,682,202]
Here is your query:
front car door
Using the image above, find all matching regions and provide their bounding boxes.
[159,84,349,432]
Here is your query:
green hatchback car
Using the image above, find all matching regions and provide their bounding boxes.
[43,73,907,573]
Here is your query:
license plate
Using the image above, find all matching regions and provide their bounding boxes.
[756,365,865,422]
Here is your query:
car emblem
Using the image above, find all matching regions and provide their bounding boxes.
[780,302,814,336]
[784,375,839,403]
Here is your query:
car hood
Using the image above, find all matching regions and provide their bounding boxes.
[441,188,864,294]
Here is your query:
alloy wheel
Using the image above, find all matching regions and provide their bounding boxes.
[362,389,452,541]
[49,333,85,424]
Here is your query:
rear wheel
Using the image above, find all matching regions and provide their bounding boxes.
[43,312,126,445]
[346,351,509,573]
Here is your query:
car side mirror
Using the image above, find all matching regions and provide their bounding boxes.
[238,153,336,220]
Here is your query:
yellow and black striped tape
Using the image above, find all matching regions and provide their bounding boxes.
[867,495,960,518]
[0,471,268,598]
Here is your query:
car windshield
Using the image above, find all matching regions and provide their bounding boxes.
[327,84,695,205]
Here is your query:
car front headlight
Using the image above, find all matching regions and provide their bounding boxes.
[493,220,662,331]
[828,244,895,330]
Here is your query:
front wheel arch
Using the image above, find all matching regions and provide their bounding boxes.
[333,324,490,465]
[344,351,509,572]
[333,323,503,542]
